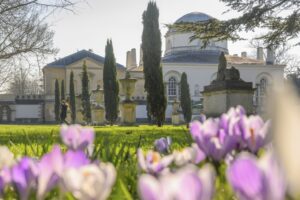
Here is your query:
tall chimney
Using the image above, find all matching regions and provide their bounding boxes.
[241,52,247,57]
[257,47,264,61]
[130,48,137,67]
[126,51,131,68]
[139,44,143,66]
[266,47,275,65]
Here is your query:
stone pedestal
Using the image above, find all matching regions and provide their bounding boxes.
[119,72,137,125]
[202,80,254,117]
[171,114,181,125]
[120,101,136,125]
[171,101,181,125]
[92,107,105,125]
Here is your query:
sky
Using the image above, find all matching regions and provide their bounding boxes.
[46,0,300,66]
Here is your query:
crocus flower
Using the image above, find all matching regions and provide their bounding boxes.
[11,157,38,200]
[173,143,205,166]
[138,164,215,200]
[64,150,90,169]
[154,137,172,154]
[227,151,286,200]
[137,149,173,175]
[37,145,64,199]
[0,167,11,196]
[60,124,95,150]
[237,116,271,153]
[190,118,237,161]
[0,146,15,170]
[62,163,116,200]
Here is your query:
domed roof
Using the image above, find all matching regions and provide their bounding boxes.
[175,12,213,23]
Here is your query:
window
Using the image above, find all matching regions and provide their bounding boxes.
[168,77,177,97]
[194,84,200,96]
[259,78,267,95]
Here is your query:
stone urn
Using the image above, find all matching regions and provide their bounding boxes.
[119,72,137,125]
[119,72,137,101]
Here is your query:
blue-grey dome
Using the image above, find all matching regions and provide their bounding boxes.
[175,12,213,23]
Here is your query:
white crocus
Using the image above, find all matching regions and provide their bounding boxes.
[173,144,205,166]
[62,163,116,200]
[0,146,15,169]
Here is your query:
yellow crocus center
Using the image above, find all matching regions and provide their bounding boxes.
[250,128,256,146]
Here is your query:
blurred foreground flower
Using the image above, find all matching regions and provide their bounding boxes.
[0,146,15,169]
[138,164,215,200]
[190,118,237,161]
[154,137,171,154]
[271,82,300,197]
[190,106,270,161]
[37,145,64,199]
[236,116,270,153]
[60,124,95,150]
[62,163,116,200]
[11,157,38,200]
[227,151,286,200]
[173,143,205,166]
[137,149,173,175]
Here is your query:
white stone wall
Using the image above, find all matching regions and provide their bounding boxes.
[16,105,42,119]
[162,62,285,102]
[165,32,228,55]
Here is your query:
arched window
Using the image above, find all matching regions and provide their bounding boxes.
[166,40,172,51]
[168,77,177,97]
[260,78,267,95]
[194,84,200,96]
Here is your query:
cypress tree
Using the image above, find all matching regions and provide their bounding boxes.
[142,2,166,127]
[54,79,60,122]
[180,72,192,127]
[103,39,119,125]
[61,80,65,101]
[81,61,91,123]
[69,71,76,123]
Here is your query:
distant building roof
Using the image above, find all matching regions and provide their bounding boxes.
[128,66,143,72]
[162,50,221,64]
[162,50,268,65]
[175,12,213,23]
[45,50,125,69]
[226,55,265,65]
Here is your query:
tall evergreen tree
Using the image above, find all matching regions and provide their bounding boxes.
[61,80,65,101]
[180,72,192,127]
[142,2,166,127]
[69,71,76,123]
[103,39,119,125]
[81,61,91,123]
[54,79,60,122]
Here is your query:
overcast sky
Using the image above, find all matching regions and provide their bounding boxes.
[47,0,300,66]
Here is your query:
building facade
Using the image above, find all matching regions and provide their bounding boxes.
[0,12,285,124]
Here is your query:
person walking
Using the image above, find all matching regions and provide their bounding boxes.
[60,100,69,124]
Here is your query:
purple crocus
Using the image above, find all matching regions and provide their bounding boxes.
[37,145,64,199]
[154,137,172,154]
[138,164,215,200]
[11,157,38,200]
[137,149,173,175]
[237,116,271,153]
[60,124,95,150]
[190,118,237,161]
[0,167,11,196]
[64,150,90,169]
[227,151,286,200]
